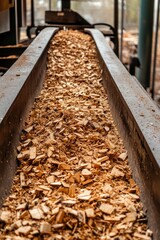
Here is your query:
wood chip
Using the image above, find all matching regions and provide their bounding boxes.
[123,212,137,223]
[17,150,29,160]
[99,203,115,215]
[81,169,92,179]
[29,208,44,220]
[62,181,70,188]
[47,147,53,157]
[97,156,109,163]
[50,182,62,187]
[103,183,113,193]
[92,160,101,168]
[78,210,86,224]
[118,152,127,160]
[111,166,125,177]
[37,185,51,191]
[52,207,60,215]
[29,146,36,160]
[20,172,26,187]
[40,222,51,234]
[85,208,95,218]
[62,200,76,206]
[104,126,110,132]
[13,220,22,228]
[124,198,137,212]
[103,216,121,223]
[78,189,91,200]
[19,210,30,219]
[65,207,78,217]
[0,211,11,223]
[16,203,27,210]
[82,179,93,185]
[68,184,75,198]
[74,171,81,183]
[41,203,50,214]
[17,226,31,235]
[133,232,151,240]
[46,175,55,184]
[56,209,65,224]
[59,163,71,170]
[24,126,33,133]
[53,224,64,229]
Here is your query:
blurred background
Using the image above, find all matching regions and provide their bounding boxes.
[25,0,140,29]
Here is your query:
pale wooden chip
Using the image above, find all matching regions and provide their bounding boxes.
[85,208,95,218]
[99,203,115,215]
[111,166,124,177]
[17,226,31,235]
[0,211,11,223]
[29,208,44,220]
[40,222,51,234]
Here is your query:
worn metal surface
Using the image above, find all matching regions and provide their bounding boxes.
[0,27,58,206]
[87,29,160,239]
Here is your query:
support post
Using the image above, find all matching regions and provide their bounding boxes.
[31,0,34,26]
[62,0,70,11]
[114,0,119,57]
[49,0,51,10]
[120,0,124,60]
[137,0,154,89]
[151,0,160,99]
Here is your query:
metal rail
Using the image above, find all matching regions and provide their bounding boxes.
[0,28,160,238]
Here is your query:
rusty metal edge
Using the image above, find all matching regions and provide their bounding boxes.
[86,28,160,239]
[0,27,58,206]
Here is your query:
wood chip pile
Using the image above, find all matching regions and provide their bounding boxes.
[0,30,152,239]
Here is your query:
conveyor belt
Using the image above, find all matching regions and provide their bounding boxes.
[0,28,160,239]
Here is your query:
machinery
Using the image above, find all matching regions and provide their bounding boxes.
[28,0,119,55]
[0,0,119,76]
[0,0,27,76]
[0,0,26,45]
[0,3,160,238]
